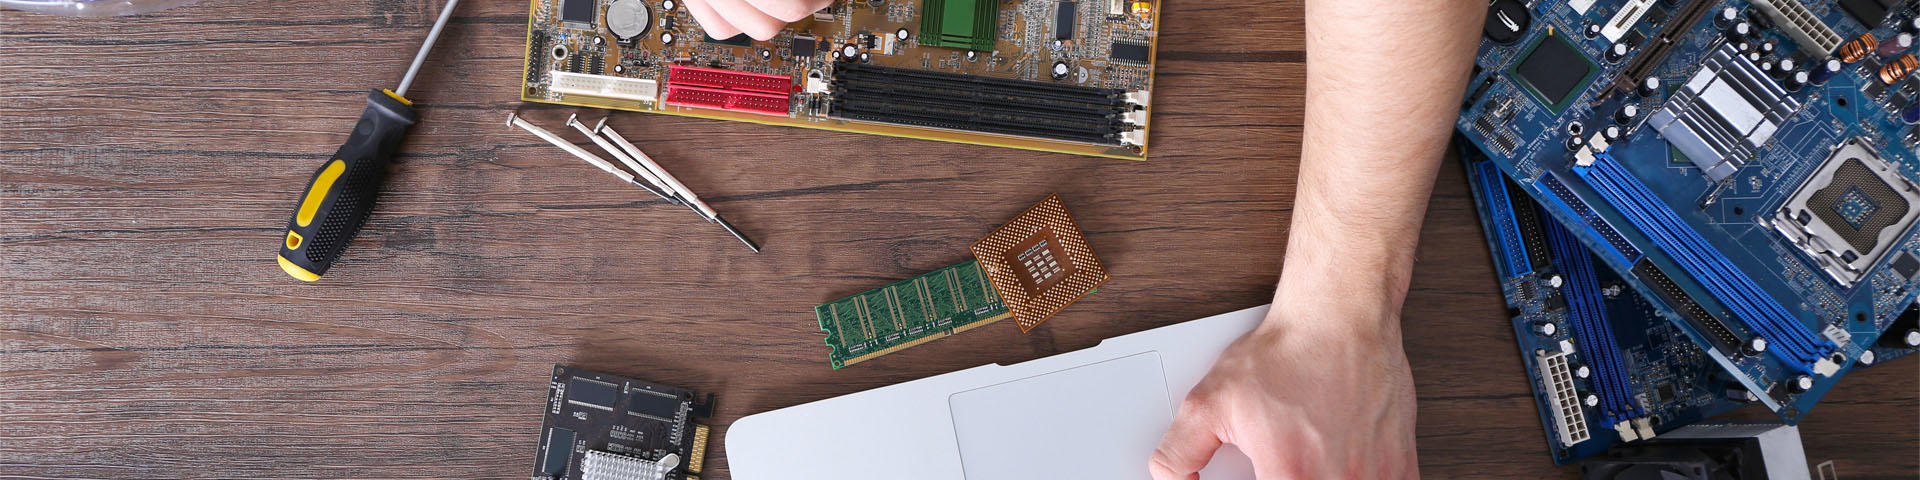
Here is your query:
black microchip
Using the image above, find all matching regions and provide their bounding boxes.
[1110,42,1150,63]
[792,36,818,58]
[1512,32,1594,111]
[541,428,576,475]
[1642,6,1668,26]
[566,377,619,411]
[588,56,605,75]
[627,389,684,421]
[1893,252,1920,280]
[1493,131,1518,152]
[561,0,596,25]
[1055,1,1078,40]
[1623,29,1647,48]
[1838,0,1896,27]
[567,54,583,74]
[1656,383,1676,402]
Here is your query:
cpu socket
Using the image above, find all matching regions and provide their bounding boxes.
[1771,138,1920,288]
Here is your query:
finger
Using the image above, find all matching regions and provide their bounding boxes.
[700,0,788,40]
[1148,403,1223,480]
[681,0,743,40]
[743,0,835,22]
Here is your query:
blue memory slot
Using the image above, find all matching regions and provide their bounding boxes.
[1576,155,1834,372]
[1477,161,1534,276]
[1537,174,1643,264]
[1544,212,1641,425]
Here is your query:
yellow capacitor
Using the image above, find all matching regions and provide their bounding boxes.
[1130,0,1151,20]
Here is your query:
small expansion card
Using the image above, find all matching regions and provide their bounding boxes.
[533,366,714,480]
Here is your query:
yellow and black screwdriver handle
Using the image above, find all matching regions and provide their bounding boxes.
[277,89,417,281]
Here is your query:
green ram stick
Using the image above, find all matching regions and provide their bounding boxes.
[818,260,1010,369]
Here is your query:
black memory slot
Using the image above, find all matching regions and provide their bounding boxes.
[1630,259,1745,355]
[1506,177,1552,272]
[829,62,1134,144]
[834,63,1128,106]
[833,96,1122,139]
[832,74,1126,116]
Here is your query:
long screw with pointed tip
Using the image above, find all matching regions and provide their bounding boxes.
[505,113,651,192]
[595,120,760,253]
[561,114,681,204]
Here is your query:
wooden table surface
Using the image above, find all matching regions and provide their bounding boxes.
[1,1,1913,478]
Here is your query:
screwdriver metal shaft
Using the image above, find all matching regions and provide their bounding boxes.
[563,114,681,205]
[506,113,650,191]
[596,121,760,253]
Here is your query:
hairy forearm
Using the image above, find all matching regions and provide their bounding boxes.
[1272,1,1483,330]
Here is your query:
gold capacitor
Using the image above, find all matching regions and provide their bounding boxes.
[1881,54,1917,85]
[1840,33,1878,63]
[1129,1,1151,21]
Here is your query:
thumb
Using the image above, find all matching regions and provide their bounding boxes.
[1149,402,1224,480]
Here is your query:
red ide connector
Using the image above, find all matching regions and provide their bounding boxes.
[665,65,794,116]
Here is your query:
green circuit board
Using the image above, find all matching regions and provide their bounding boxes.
[817,259,1010,368]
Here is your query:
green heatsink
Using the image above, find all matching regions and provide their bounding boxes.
[920,0,999,51]
[818,259,1010,368]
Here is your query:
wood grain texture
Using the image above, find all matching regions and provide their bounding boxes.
[0,0,1912,478]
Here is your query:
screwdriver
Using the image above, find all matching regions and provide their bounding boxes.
[593,120,760,253]
[277,0,460,282]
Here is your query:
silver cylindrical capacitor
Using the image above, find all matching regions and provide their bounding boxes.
[1788,374,1814,393]
[1880,33,1916,58]
[1811,58,1843,85]
[1533,322,1558,337]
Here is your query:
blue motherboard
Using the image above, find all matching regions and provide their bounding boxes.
[1458,0,1920,434]
[1462,146,1915,463]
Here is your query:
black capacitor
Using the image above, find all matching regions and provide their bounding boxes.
[1788,374,1814,393]
[1812,58,1843,85]
[1565,134,1586,151]
[1785,70,1810,91]
[1602,125,1623,142]
[1759,40,1776,55]
[858,52,872,63]
[1758,59,1776,75]
[1777,58,1799,73]
[1714,6,1740,28]
[1639,76,1662,97]
[1734,41,1754,53]
[1614,104,1640,124]
[1050,60,1070,80]
[1905,16,1920,34]
[1728,20,1753,39]
[1585,23,1604,39]
[1745,51,1763,63]
[1744,337,1769,356]
[1607,43,1631,62]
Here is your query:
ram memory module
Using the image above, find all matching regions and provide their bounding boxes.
[818,260,1010,369]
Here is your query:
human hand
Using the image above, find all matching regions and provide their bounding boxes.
[1148,303,1418,479]
[682,0,829,41]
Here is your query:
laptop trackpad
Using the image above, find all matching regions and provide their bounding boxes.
[948,352,1171,480]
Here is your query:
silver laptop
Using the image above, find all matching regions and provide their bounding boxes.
[726,305,1268,480]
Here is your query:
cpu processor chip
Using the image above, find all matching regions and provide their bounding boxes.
[971,194,1108,332]
[1772,138,1920,288]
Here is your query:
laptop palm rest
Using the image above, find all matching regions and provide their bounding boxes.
[948,351,1171,480]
